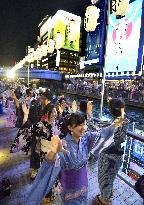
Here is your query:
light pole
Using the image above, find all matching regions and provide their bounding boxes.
[100,0,109,119]
[84,0,109,119]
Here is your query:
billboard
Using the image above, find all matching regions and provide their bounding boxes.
[42,10,81,52]
[105,0,143,73]
[85,0,107,69]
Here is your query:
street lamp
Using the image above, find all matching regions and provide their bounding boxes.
[6,70,15,79]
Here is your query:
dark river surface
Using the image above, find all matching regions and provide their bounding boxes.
[65,94,144,136]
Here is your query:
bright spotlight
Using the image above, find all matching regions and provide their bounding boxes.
[6,70,15,79]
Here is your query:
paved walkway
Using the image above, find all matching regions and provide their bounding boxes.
[0,114,143,205]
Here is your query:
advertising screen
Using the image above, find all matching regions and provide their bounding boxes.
[85,0,107,68]
[105,0,143,73]
[48,10,81,52]
[132,139,144,161]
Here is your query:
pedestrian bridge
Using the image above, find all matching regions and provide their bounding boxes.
[0,69,63,81]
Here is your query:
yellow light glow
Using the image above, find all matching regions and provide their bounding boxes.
[6,70,15,79]
[84,5,100,32]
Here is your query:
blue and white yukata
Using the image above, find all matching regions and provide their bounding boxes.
[24,124,115,205]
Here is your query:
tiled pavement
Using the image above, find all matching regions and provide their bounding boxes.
[0,115,143,205]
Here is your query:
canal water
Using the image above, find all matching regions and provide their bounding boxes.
[65,94,144,136]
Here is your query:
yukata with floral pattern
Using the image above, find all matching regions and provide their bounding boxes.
[24,124,115,205]
[7,99,16,128]
[10,120,53,156]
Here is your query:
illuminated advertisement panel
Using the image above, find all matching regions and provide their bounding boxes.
[85,0,107,69]
[39,11,81,52]
[105,0,143,73]
[48,10,81,52]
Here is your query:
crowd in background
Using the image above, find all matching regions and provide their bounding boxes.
[63,78,144,103]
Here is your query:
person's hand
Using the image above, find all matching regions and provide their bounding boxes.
[50,136,68,154]
[87,101,93,116]
[71,100,77,112]
[22,102,29,116]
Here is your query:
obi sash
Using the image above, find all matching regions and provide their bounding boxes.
[60,165,88,190]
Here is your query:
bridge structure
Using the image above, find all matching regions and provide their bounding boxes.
[0,69,63,81]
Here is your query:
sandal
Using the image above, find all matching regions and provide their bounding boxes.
[30,170,38,181]
[50,195,55,202]
[43,197,51,204]
[94,195,110,205]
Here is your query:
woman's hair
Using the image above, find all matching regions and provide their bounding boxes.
[26,88,32,96]
[59,112,85,137]
[79,100,87,113]
[108,98,125,118]
[42,91,53,101]
[43,104,55,119]
[66,112,85,127]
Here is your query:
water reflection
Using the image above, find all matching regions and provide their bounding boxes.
[66,95,144,135]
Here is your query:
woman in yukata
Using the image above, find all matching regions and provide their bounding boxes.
[7,96,16,128]
[95,98,129,205]
[24,110,125,205]
[11,103,57,204]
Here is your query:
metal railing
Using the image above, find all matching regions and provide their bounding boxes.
[62,86,144,106]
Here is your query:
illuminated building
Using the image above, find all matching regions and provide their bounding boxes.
[37,10,81,73]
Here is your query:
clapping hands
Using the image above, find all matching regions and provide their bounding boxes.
[22,101,29,116]
[50,136,67,154]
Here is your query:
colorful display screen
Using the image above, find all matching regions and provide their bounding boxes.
[47,10,81,52]
[105,0,143,73]
[85,0,107,67]
[132,139,144,161]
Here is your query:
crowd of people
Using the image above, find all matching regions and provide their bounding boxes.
[0,80,130,205]
[63,79,144,104]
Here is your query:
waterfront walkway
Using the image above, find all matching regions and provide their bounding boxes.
[0,114,143,205]
[62,91,144,110]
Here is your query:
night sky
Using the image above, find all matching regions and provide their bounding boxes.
[0,0,90,67]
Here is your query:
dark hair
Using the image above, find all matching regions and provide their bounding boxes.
[59,112,85,137]
[66,112,85,127]
[80,100,87,113]
[108,98,125,118]
[42,91,53,101]
[43,104,55,119]
[26,88,32,95]
[14,90,22,99]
